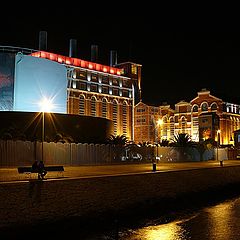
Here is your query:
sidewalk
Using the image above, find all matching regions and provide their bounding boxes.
[1,160,240,183]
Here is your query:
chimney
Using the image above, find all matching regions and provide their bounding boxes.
[110,50,117,67]
[69,39,77,58]
[91,44,98,62]
[38,31,47,51]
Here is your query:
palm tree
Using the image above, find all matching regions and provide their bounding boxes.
[107,134,128,146]
[54,132,74,143]
[107,134,128,161]
[160,139,170,147]
[195,138,215,161]
[170,133,195,161]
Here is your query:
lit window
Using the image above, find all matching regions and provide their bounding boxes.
[131,65,137,74]
[72,81,76,89]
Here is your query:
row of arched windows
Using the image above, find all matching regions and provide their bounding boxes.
[78,94,128,136]
[192,102,218,112]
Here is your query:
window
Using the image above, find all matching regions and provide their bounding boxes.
[102,75,109,84]
[181,117,187,133]
[211,103,217,110]
[79,95,85,115]
[91,74,98,82]
[112,78,119,86]
[122,102,127,135]
[102,86,109,94]
[113,88,119,96]
[131,65,137,74]
[122,80,131,88]
[75,69,86,80]
[136,117,146,124]
[137,108,146,112]
[91,97,96,117]
[122,90,129,97]
[90,84,98,92]
[112,100,118,135]
[201,103,208,111]
[102,98,107,118]
[193,105,198,112]
[170,117,175,139]
[79,82,87,90]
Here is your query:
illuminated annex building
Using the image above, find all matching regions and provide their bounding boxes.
[0,31,142,141]
[134,88,240,146]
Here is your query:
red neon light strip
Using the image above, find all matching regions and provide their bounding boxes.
[31,51,122,76]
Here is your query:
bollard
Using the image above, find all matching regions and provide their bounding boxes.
[220,160,223,167]
[152,162,157,172]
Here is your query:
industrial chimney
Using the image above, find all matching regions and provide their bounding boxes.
[110,50,118,67]
[38,31,47,51]
[91,44,98,62]
[69,39,77,58]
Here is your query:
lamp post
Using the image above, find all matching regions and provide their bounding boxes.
[155,119,163,163]
[39,97,53,163]
[217,129,222,166]
[42,111,45,162]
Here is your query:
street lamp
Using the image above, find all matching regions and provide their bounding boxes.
[216,129,222,165]
[155,119,163,161]
[39,97,53,163]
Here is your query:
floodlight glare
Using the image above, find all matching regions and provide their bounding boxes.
[39,97,54,112]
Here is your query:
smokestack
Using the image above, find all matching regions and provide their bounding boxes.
[69,39,77,58]
[91,45,98,62]
[38,31,47,51]
[110,50,117,67]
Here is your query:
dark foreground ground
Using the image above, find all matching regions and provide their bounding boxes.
[1,181,240,240]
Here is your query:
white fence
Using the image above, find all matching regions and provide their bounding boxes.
[0,140,113,167]
[0,140,230,167]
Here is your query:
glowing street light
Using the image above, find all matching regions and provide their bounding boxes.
[39,97,54,163]
[216,129,221,165]
[155,118,163,161]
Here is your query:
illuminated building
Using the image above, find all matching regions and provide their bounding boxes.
[134,101,174,144]
[0,32,142,141]
[134,89,240,146]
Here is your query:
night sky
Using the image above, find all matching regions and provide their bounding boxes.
[1,9,240,107]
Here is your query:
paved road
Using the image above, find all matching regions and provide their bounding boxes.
[1,160,240,183]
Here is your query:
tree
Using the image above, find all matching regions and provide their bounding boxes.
[107,134,128,161]
[170,133,195,161]
[160,139,170,147]
[0,124,26,141]
[54,132,74,143]
[195,138,215,161]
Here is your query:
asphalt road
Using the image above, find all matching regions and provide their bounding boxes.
[1,160,240,183]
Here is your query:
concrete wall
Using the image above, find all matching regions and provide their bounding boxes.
[1,166,240,229]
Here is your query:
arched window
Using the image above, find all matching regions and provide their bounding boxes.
[201,102,208,111]
[169,117,175,139]
[162,116,168,139]
[181,116,187,133]
[79,95,85,115]
[122,101,127,136]
[102,98,107,118]
[211,103,218,110]
[192,105,198,112]
[112,100,118,135]
[91,96,96,117]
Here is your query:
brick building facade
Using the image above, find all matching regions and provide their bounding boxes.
[134,88,240,145]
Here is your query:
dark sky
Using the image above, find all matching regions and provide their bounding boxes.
[1,9,240,107]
